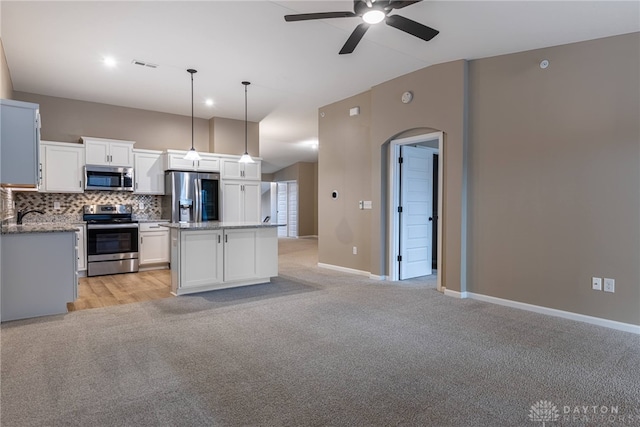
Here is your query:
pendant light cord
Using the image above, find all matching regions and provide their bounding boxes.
[187,69,197,151]
[191,72,194,150]
[242,81,250,154]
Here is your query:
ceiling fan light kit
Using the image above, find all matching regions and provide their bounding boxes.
[183,68,202,161]
[284,0,438,55]
[363,9,385,24]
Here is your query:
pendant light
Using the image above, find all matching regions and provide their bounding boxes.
[238,81,255,164]
[183,68,201,161]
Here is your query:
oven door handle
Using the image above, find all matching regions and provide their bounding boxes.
[194,178,202,222]
[87,223,139,230]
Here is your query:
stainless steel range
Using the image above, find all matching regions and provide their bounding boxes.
[83,204,139,277]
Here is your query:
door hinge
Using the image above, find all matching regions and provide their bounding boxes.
[397,206,403,213]
[398,156,403,164]
[397,255,402,262]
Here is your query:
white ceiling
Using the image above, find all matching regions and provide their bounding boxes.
[1,1,638,173]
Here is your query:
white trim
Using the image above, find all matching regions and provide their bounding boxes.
[317,262,370,277]
[444,289,468,299]
[449,291,640,335]
[369,274,386,281]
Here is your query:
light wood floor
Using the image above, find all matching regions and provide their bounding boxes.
[68,269,172,312]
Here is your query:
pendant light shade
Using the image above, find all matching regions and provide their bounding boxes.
[184,68,201,161]
[239,81,255,164]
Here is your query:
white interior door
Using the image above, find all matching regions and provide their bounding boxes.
[277,183,288,237]
[287,182,298,238]
[399,146,433,279]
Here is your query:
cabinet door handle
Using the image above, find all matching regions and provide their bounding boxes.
[135,182,138,189]
[141,236,143,244]
[225,234,228,243]
[218,234,221,244]
[79,180,82,188]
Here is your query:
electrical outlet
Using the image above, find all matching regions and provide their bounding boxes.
[53,201,61,210]
[138,202,145,210]
[604,278,615,293]
[592,277,602,291]
[353,246,357,255]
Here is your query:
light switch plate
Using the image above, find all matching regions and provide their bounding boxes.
[604,278,615,293]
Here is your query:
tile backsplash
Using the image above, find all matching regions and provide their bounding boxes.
[1,188,13,223]
[10,191,163,223]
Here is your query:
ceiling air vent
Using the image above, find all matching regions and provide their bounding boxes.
[131,59,158,69]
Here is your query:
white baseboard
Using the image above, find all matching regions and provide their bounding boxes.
[369,274,386,281]
[445,291,640,335]
[443,289,468,298]
[317,263,371,277]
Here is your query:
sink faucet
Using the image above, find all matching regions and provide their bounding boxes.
[16,209,45,225]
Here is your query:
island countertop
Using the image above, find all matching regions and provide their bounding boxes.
[161,222,283,230]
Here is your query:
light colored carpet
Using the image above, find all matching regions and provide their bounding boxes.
[1,238,639,426]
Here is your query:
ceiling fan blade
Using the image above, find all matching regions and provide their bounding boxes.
[385,14,439,42]
[339,23,370,55]
[284,11,356,22]
[387,0,422,10]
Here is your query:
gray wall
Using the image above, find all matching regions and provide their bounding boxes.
[273,162,318,237]
[467,33,639,325]
[11,92,258,157]
[319,91,373,272]
[319,60,467,283]
[210,117,259,157]
[318,32,639,325]
[0,39,12,99]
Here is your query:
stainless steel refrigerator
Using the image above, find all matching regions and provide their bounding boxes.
[162,171,220,222]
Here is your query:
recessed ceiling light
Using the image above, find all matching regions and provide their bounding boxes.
[103,56,117,68]
[205,99,214,107]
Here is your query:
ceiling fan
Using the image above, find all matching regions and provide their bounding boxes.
[284,0,439,55]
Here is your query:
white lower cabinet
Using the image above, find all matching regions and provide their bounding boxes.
[76,225,86,272]
[1,231,77,322]
[179,230,223,290]
[224,228,278,282]
[139,223,170,267]
[170,226,277,295]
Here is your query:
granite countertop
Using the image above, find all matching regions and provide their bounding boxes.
[1,223,81,234]
[161,221,283,230]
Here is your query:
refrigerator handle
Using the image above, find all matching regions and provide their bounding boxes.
[194,178,202,222]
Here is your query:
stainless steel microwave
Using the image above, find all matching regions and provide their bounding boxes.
[85,165,134,191]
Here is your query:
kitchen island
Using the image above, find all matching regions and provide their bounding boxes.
[162,222,280,296]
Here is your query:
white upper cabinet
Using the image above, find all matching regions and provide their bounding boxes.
[82,137,134,167]
[0,99,40,187]
[221,158,261,180]
[221,181,260,223]
[39,141,84,193]
[164,149,220,172]
[133,149,164,194]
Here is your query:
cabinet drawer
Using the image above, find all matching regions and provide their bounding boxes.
[139,222,168,232]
